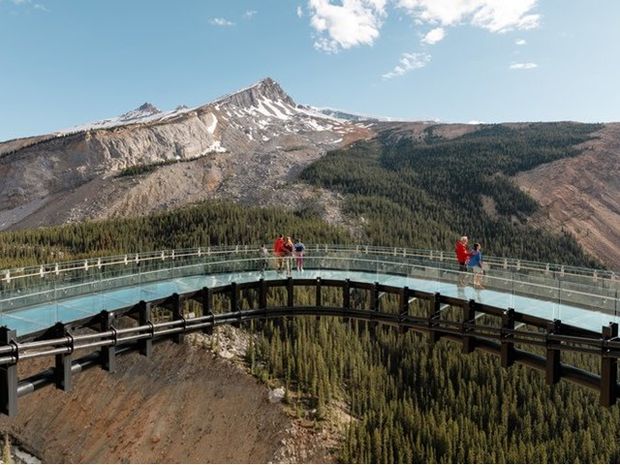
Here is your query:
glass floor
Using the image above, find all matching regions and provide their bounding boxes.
[1,269,618,337]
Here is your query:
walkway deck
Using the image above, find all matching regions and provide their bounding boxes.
[3,269,618,337]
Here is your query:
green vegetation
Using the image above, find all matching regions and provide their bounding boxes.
[115,154,208,178]
[247,314,620,463]
[301,123,602,265]
[0,201,349,269]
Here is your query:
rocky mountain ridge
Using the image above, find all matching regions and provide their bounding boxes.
[0,78,373,229]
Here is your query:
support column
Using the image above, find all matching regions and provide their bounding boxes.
[138,301,153,357]
[461,300,476,354]
[371,282,380,329]
[100,310,116,372]
[315,278,322,321]
[0,327,18,416]
[343,279,351,325]
[171,293,185,344]
[287,277,294,308]
[230,283,240,329]
[259,280,267,310]
[399,287,409,334]
[601,322,618,407]
[428,293,441,344]
[53,322,73,392]
[202,287,214,335]
[545,319,561,385]
[500,308,515,369]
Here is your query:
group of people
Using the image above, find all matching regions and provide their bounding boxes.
[260,235,305,275]
[455,236,485,289]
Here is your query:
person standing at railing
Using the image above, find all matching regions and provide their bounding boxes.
[294,238,305,272]
[273,235,285,271]
[468,243,485,289]
[282,236,294,276]
[455,236,471,287]
[259,244,270,275]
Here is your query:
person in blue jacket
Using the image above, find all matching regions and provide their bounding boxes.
[468,243,485,289]
[293,238,305,272]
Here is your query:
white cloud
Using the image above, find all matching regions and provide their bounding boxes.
[209,17,235,27]
[243,10,257,19]
[509,62,538,69]
[421,27,445,44]
[396,0,540,33]
[515,38,526,45]
[5,0,49,11]
[304,0,540,54]
[382,51,431,79]
[308,0,387,52]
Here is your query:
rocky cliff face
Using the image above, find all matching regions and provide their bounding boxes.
[515,123,620,269]
[0,78,372,229]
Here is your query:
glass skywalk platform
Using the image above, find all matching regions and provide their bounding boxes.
[1,268,618,338]
[0,246,617,338]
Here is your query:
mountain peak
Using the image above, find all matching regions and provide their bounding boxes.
[119,102,161,122]
[211,77,296,109]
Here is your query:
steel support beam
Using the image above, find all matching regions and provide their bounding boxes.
[462,299,476,354]
[399,286,409,334]
[315,278,322,320]
[230,283,240,328]
[138,301,153,357]
[501,308,516,368]
[601,322,618,407]
[343,279,351,325]
[0,327,18,416]
[546,319,561,385]
[202,287,214,335]
[287,277,294,308]
[428,292,441,344]
[53,322,73,392]
[171,293,185,344]
[100,310,116,372]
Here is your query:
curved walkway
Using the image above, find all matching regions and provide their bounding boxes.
[3,267,618,338]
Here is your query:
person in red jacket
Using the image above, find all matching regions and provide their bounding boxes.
[273,234,285,272]
[455,236,470,287]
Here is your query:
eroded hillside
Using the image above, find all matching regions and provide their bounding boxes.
[0,340,292,463]
[515,123,620,269]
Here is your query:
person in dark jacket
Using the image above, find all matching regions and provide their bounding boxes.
[294,238,305,272]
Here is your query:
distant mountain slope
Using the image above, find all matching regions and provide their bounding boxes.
[299,122,604,266]
[0,78,373,230]
[515,123,620,269]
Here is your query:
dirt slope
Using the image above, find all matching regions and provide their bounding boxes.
[0,341,291,463]
[515,123,620,269]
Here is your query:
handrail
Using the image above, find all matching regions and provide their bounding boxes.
[1,244,616,284]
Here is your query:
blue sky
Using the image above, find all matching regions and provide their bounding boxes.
[1,0,619,141]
